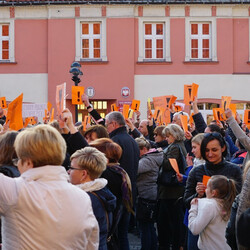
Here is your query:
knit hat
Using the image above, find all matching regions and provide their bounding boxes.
[237,208,250,247]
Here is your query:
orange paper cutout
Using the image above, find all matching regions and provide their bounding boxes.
[244,110,250,124]
[153,107,163,124]
[82,115,91,131]
[180,115,188,132]
[111,104,118,112]
[221,96,232,111]
[191,83,199,101]
[213,108,226,121]
[147,98,153,117]
[56,83,66,116]
[131,100,140,111]
[175,105,182,112]
[153,95,177,109]
[47,101,52,112]
[184,85,193,106]
[229,104,236,118]
[162,109,171,125]
[72,86,84,105]
[123,104,130,119]
[6,93,24,131]
[202,175,211,187]
[50,108,54,122]
[128,109,134,119]
[169,158,180,175]
[0,97,7,109]
[189,112,194,126]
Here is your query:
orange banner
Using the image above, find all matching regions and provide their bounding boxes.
[82,115,91,131]
[162,109,171,125]
[153,107,163,124]
[72,86,84,105]
[6,93,23,131]
[0,97,7,109]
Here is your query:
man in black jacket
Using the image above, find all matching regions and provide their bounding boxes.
[105,111,140,250]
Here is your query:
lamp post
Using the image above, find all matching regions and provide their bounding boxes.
[69,62,83,123]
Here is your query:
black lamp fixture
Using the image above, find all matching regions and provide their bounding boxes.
[69,61,83,123]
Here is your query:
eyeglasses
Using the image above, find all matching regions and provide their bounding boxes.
[68,166,83,171]
[12,158,20,166]
[204,132,222,139]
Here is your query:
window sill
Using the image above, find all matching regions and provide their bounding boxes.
[78,60,109,65]
[0,61,17,64]
[183,60,219,65]
[136,61,172,65]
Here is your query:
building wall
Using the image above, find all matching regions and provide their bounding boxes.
[0,4,249,119]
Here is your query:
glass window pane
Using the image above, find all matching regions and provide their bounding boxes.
[203,24,209,35]
[82,24,89,35]
[93,23,100,34]
[2,25,9,36]
[82,49,89,58]
[93,101,97,109]
[191,49,198,58]
[82,39,89,48]
[2,51,9,60]
[203,39,209,49]
[191,39,198,48]
[203,49,209,58]
[2,41,9,50]
[103,101,107,109]
[157,39,163,49]
[100,113,105,118]
[78,113,83,122]
[156,49,163,58]
[145,50,152,58]
[145,39,152,48]
[145,24,152,35]
[94,49,100,58]
[156,24,163,35]
[94,39,100,48]
[98,101,102,109]
[191,24,198,35]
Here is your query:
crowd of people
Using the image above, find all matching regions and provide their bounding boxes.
[0,94,249,250]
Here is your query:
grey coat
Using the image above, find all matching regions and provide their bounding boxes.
[137,150,163,200]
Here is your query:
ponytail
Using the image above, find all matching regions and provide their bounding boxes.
[209,175,237,221]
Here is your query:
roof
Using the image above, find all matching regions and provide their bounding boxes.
[1,0,250,6]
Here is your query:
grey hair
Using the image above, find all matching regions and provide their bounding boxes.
[105,111,126,126]
[135,137,151,150]
[163,124,185,141]
[173,111,190,121]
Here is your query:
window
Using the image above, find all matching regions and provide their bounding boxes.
[190,23,211,59]
[75,19,107,62]
[81,23,101,59]
[0,21,14,62]
[144,23,164,59]
[185,18,217,62]
[138,18,170,62]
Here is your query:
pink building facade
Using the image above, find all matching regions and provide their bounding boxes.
[0,1,249,121]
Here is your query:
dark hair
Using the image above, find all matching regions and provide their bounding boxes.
[0,131,18,166]
[207,124,225,137]
[154,125,166,138]
[84,125,109,140]
[209,175,236,221]
[89,138,122,163]
[200,132,227,161]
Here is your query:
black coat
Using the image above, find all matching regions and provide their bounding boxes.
[184,160,242,209]
[109,126,140,200]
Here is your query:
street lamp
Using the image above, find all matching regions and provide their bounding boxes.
[70,62,83,123]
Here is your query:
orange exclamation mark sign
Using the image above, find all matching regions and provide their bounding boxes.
[2,100,4,107]
[166,97,170,108]
[188,87,192,104]
[135,103,138,111]
[248,111,250,123]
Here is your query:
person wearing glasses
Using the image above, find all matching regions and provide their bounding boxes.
[184,132,242,250]
[69,146,116,250]
[0,125,99,249]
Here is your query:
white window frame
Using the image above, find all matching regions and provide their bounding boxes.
[138,17,171,62]
[75,18,107,61]
[0,20,15,62]
[185,17,217,62]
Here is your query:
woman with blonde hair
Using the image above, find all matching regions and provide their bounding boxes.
[0,125,99,249]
